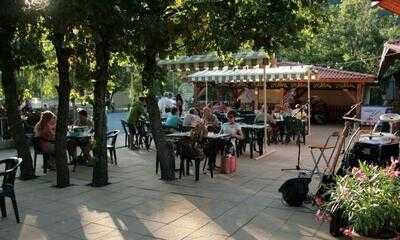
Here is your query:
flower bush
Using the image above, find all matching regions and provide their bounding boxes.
[318,159,400,238]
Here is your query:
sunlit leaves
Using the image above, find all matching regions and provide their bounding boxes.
[282,0,400,73]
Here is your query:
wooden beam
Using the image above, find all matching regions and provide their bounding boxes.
[233,88,244,99]
[356,84,364,115]
[280,88,287,109]
[255,150,277,161]
[356,84,364,103]
[342,88,357,103]
[196,86,206,99]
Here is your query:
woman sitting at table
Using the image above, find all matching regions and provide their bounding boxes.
[67,109,93,164]
[219,110,244,157]
[202,106,220,132]
[163,107,182,129]
[220,110,243,140]
[34,111,57,170]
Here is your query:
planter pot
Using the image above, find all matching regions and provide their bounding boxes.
[347,231,398,240]
[329,209,348,237]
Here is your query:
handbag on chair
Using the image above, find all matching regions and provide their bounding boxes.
[221,154,237,174]
[221,141,237,174]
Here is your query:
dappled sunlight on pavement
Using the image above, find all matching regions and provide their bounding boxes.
[0,125,340,239]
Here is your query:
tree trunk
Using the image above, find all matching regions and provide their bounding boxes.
[92,36,110,187]
[141,51,175,181]
[52,33,70,188]
[0,27,35,180]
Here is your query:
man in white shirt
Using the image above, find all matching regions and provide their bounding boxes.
[158,92,175,118]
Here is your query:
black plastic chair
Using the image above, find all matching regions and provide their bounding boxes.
[107,130,119,165]
[137,119,152,150]
[178,140,205,181]
[0,157,22,223]
[121,120,132,148]
[283,116,306,144]
[32,137,49,174]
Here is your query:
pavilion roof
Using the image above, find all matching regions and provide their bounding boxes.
[187,63,376,84]
[372,0,400,15]
[378,39,400,78]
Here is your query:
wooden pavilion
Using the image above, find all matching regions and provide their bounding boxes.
[187,62,376,121]
[159,53,377,122]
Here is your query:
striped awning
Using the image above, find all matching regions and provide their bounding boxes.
[188,65,315,83]
[158,51,269,71]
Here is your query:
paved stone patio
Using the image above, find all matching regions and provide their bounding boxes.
[0,125,340,240]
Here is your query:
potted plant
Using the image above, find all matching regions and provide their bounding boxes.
[316,160,400,239]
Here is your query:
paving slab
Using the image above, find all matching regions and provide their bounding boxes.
[0,125,340,239]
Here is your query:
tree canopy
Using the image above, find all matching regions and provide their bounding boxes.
[281,0,400,74]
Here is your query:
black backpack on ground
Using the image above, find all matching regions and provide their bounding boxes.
[278,177,311,207]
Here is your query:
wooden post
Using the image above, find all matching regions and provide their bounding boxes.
[194,84,206,102]
[356,84,364,115]
[216,87,222,102]
[255,86,259,108]
[280,88,287,109]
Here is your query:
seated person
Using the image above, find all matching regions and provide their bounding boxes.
[164,107,171,118]
[34,111,57,169]
[163,107,182,128]
[220,110,243,140]
[183,108,200,127]
[67,109,93,163]
[127,98,146,128]
[74,109,93,128]
[212,101,226,113]
[202,106,220,132]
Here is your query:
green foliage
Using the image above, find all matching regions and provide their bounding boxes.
[118,0,326,98]
[281,0,400,73]
[324,162,400,237]
[127,101,145,127]
[108,54,132,95]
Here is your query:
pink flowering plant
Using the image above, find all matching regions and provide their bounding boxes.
[319,160,400,238]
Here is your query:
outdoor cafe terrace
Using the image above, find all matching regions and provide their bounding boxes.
[0,124,341,240]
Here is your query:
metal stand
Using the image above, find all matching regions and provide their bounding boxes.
[281,133,311,173]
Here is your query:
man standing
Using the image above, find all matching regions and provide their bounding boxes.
[158,92,175,118]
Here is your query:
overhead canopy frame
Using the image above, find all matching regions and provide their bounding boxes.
[158,51,269,71]
[187,65,317,83]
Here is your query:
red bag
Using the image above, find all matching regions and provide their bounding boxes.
[221,154,237,174]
